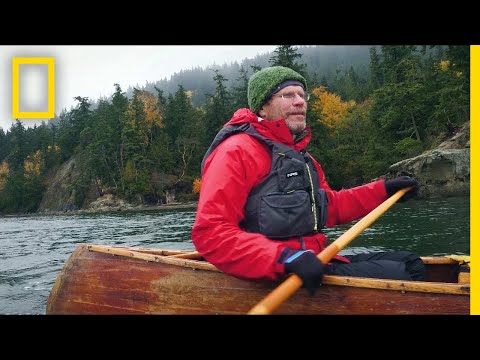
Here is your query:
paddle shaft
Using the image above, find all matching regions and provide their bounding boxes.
[247,187,413,315]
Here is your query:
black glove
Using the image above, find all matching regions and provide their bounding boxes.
[384,176,419,202]
[284,250,327,296]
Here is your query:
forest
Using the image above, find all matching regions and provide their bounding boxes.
[0,45,470,214]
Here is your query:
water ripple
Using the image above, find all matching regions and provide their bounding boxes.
[0,198,469,315]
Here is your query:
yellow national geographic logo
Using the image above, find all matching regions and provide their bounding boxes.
[12,57,55,119]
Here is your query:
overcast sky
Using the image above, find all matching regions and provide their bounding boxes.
[0,45,278,132]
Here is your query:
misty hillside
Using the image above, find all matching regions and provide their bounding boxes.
[125,45,373,107]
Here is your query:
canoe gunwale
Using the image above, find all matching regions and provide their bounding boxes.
[86,244,469,296]
[87,244,217,271]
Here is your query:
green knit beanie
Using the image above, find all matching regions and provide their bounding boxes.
[247,66,307,114]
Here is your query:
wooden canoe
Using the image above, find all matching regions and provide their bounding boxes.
[46,244,470,315]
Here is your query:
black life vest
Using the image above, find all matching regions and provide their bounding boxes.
[202,123,328,240]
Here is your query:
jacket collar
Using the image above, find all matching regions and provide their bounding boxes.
[225,108,311,151]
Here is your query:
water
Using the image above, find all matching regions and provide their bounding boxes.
[0,197,470,315]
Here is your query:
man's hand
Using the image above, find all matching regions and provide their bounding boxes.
[284,250,327,296]
[384,176,419,202]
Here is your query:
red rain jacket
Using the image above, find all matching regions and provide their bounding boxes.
[191,108,388,281]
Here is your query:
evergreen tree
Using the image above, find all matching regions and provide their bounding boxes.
[86,99,118,190]
[57,97,93,160]
[6,120,27,171]
[446,45,470,88]
[121,88,150,199]
[369,46,383,90]
[164,86,191,144]
[111,83,129,190]
[269,45,307,77]
[149,86,175,175]
[380,45,418,84]
[230,65,249,110]
[71,96,93,143]
[204,69,232,145]
[0,128,6,161]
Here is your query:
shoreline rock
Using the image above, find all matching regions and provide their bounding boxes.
[78,201,199,214]
[2,201,198,218]
[386,121,470,198]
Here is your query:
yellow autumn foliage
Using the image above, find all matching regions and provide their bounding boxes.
[310,86,355,128]
[126,90,163,147]
[0,160,9,190]
[434,60,462,77]
[192,178,202,194]
[47,144,60,153]
[437,60,450,72]
[24,150,43,178]
[137,90,163,128]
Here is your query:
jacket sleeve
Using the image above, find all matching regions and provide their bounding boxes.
[191,135,287,281]
[310,157,388,227]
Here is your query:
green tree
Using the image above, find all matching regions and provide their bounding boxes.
[369,46,383,90]
[426,56,469,140]
[86,99,118,190]
[6,120,27,171]
[148,86,175,175]
[204,69,232,145]
[164,85,193,144]
[120,88,150,199]
[230,65,249,110]
[380,45,418,84]
[371,81,426,143]
[0,166,44,213]
[446,45,469,89]
[0,128,6,161]
[269,45,307,77]
[111,83,129,190]
[57,97,92,160]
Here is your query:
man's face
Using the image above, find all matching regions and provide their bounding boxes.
[258,85,307,134]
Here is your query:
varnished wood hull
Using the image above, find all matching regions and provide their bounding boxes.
[46,244,470,315]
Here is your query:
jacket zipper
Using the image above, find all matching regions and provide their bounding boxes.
[305,162,318,232]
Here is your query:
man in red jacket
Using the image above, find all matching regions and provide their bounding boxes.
[191,66,425,295]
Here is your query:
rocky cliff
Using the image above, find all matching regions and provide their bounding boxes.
[37,155,99,213]
[37,157,80,212]
[387,121,470,198]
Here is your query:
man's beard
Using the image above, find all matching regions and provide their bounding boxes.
[285,118,306,134]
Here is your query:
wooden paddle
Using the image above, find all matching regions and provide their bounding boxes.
[247,187,413,315]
